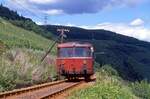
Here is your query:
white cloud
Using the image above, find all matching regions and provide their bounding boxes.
[29,0,57,4]
[130,18,144,26]
[36,21,44,25]
[43,9,64,15]
[66,23,76,27]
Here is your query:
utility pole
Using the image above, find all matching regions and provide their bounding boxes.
[44,15,48,25]
[92,32,95,41]
[57,29,70,43]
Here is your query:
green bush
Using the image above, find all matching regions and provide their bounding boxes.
[70,77,134,99]
[130,80,150,99]
[0,61,18,91]
[101,65,119,76]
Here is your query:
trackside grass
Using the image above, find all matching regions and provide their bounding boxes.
[69,65,139,99]
[0,49,57,92]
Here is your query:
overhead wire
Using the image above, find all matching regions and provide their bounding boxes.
[0,0,5,5]
[11,0,46,21]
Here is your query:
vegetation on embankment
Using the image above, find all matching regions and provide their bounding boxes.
[0,18,57,92]
[0,18,56,52]
[0,40,6,55]
[0,49,57,92]
[69,65,150,99]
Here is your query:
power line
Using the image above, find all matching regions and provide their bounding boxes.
[11,0,45,21]
[1,0,5,5]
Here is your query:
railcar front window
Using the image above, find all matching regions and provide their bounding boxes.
[74,47,91,57]
[59,48,73,57]
[58,47,92,57]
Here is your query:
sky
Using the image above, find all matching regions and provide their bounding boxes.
[1,0,150,42]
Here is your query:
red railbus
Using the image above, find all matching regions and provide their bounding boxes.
[56,42,94,80]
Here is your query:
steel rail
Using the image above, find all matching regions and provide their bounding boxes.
[40,82,82,99]
[0,78,93,99]
[0,80,67,99]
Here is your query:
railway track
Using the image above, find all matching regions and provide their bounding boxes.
[0,80,82,99]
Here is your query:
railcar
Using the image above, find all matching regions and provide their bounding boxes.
[56,42,94,80]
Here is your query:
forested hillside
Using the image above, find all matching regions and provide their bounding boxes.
[0,4,54,39]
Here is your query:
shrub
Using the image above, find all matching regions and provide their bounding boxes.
[0,40,6,55]
[0,61,18,91]
[97,65,119,77]
[0,49,57,92]
[70,79,134,99]
[130,80,150,99]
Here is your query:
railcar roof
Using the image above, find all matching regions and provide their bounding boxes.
[57,42,92,48]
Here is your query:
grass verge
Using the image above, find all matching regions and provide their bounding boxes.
[69,65,139,99]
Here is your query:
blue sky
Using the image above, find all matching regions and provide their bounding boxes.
[1,0,150,42]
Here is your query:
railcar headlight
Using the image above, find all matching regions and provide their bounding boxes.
[83,60,87,65]
[62,60,65,64]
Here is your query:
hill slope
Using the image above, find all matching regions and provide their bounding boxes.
[42,25,150,81]
[0,5,54,39]
[0,18,54,51]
